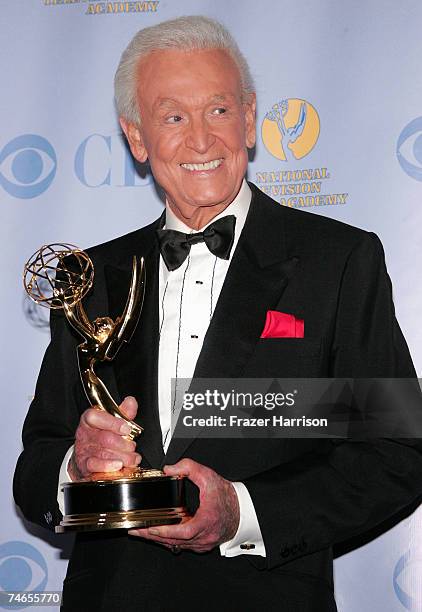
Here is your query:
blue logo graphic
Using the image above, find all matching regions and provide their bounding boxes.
[74,133,153,187]
[22,277,50,332]
[0,541,48,609]
[397,117,422,181]
[0,135,57,198]
[393,551,419,610]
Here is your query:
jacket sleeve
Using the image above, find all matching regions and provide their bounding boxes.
[244,232,422,569]
[13,309,86,530]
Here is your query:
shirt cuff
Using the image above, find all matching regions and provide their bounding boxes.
[57,445,74,515]
[219,481,266,557]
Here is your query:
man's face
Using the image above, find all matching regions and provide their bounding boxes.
[121,48,256,227]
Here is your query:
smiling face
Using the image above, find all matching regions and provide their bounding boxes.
[120,48,256,228]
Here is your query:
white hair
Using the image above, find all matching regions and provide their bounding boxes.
[114,15,255,124]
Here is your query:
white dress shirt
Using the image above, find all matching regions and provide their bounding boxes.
[57,179,266,557]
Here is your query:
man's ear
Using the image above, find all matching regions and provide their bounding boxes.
[119,117,148,163]
[244,92,257,149]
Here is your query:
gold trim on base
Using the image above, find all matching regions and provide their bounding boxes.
[56,507,189,533]
[76,467,166,483]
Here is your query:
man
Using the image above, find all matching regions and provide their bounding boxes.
[14,15,422,612]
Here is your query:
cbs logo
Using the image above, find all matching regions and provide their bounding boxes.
[397,117,422,181]
[0,541,48,609]
[0,135,56,199]
[0,132,152,199]
[393,550,422,610]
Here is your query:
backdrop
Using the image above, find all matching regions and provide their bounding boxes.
[1,1,421,610]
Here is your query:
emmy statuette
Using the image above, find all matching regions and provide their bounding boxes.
[23,244,188,532]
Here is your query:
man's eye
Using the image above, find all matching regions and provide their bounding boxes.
[166,115,183,123]
[213,107,227,115]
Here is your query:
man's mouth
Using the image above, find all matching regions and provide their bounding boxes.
[180,158,224,171]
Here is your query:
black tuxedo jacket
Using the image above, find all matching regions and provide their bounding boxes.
[14,184,422,611]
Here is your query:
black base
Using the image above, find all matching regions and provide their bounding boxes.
[56,474,188,532]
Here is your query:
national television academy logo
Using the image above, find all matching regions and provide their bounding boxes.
[261,98,320,162]
[42,1,160,16]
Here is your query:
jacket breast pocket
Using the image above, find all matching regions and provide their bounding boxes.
[245,338,323,377]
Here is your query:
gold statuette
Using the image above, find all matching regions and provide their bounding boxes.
[24,244,187,532]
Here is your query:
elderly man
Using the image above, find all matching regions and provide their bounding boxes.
[14,15,422,612]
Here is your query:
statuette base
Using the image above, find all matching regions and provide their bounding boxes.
[56,471,188,533]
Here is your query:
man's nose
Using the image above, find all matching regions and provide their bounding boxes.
[185,117,215,153]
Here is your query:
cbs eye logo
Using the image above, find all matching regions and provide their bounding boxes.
[23,276,50,332]
[393,550,422,610]
[0,541,48,609]
[397,117,422,181]
[0,135,57,199]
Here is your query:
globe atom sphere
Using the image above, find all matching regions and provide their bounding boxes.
[23,243,94,309]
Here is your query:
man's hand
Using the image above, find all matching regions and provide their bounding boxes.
[68,396,141,480]
[129,458,240,552]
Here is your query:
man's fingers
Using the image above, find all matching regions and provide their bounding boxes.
[76,446,141,477]
[75,400,142,478]
[163,459,207,488]
[163,458,197,477]
[119,396,138,420]
[96,429,136,453]
[82,408,134,436]
[146,517,202,541]
[89,447,140,465]
[129,514,201,540]
[86,457,124,473]
[128,528,190,544]
[81,396,138,434]
[128,529,208,552]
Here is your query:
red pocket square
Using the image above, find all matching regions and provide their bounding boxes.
[260,310,304,338]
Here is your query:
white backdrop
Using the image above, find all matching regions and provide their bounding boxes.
[1,1,421,610]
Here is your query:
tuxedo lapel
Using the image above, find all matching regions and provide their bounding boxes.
[165,186,300,463]
[104,219,165,469]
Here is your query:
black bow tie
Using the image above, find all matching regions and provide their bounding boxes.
[156,215,236,271]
